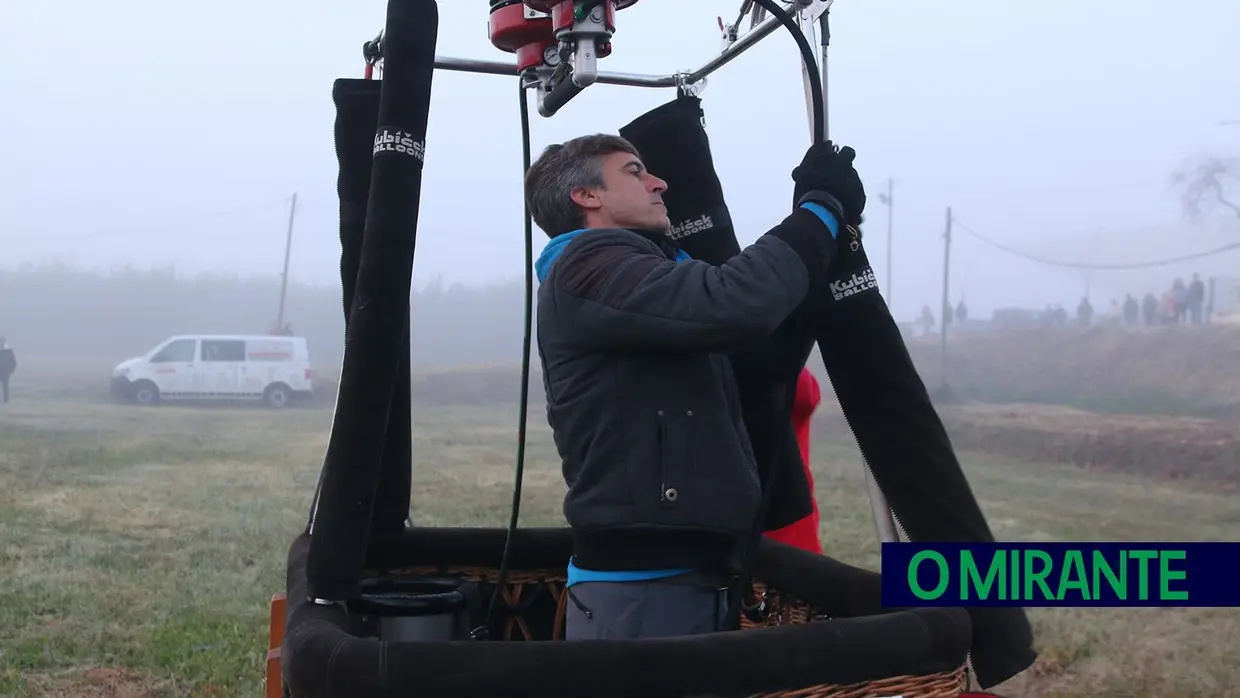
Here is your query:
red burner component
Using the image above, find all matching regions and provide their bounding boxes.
[488,0,558,72]
[491,1,636,70]
[523,0,639,11]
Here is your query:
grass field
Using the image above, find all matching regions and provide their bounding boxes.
[1,362,1239,697]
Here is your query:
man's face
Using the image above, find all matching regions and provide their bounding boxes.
[574,151,670,232]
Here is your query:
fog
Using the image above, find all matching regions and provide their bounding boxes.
[2,0,1238,365]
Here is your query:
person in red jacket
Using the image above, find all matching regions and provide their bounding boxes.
[763,367,824,553]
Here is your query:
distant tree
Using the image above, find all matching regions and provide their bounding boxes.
[1171,154,1240,224]
[0,264,529,368]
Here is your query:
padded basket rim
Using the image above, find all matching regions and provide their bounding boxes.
[361,566,971,697]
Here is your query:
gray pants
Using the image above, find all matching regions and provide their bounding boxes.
[565,579,728,640]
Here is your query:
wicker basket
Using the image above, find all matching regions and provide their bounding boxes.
[382,568,970,698]
[740,582,968,697]
[747,668,968,698]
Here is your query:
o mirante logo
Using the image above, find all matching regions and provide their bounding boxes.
[881,542,1240,607]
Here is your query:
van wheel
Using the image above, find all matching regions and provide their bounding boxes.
[264,383,292,408]
[131,381,159,406]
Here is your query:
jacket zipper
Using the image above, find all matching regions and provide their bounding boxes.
[657,410,674,505]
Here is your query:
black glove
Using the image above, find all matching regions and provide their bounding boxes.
[791,141,866,227]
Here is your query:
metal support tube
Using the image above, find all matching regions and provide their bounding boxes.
[816,11,829,140]
[435,55,679,86]
[683,9,786,84]
[431,0,800,98]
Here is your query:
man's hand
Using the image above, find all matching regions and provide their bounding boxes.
[791,142,867,227]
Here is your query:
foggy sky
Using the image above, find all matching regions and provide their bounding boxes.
[3,0,1238,321]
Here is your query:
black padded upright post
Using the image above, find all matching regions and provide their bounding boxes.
[621,93,1036,688]
[328,77,413,545]
[814,238,1036,687]
[619,94,816,634]
[306,0,438,602]
[618,93,740,260]
[618,94,816,533]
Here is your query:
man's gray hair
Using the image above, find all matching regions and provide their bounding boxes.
[524,133,640,237]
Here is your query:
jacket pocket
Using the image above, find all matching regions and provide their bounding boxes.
[656,407,760,522]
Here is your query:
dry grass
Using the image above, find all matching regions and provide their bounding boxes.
[1,360,1238,697]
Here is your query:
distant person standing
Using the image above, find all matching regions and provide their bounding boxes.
[1172,278,1188,324]
[1076,296,1094,326]
[1161,290,1176,324]
[1187,273,1206,325]
[1141,292,1158,326]
[0,338,16,404]
[919,305,935,337]
[1123,293,1139,326]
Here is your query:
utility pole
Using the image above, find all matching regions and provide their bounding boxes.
[939,206,952,396]
[275,192,298,330]
[883,178,894,305]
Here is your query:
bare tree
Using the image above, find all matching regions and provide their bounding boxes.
[1171,155,1240,223]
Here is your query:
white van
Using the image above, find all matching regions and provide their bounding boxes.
[110,334,315,407]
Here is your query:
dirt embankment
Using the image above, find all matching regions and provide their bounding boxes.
[816,402,1240,488]
[284,324,1240,417]
[793,324,1240,486]
[900,324,1240,418]
[302,326,1240,487]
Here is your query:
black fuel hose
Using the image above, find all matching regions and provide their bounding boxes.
[476,80,537,639]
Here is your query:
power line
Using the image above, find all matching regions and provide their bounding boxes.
[950,217,1240,270]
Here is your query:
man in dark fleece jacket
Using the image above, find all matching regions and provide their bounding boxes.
[527,133,865,641]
